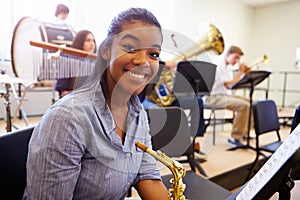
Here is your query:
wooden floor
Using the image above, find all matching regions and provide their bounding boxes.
[1,109,299,199]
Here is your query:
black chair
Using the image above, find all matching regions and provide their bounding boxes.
[246,99,282,181]
[146,106,207,176]
[0,126,34,199]
[146,107,231,199]
[291,104,300,133]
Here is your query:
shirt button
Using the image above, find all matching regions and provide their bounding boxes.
[127,182,131,186]
[127,152,131,157]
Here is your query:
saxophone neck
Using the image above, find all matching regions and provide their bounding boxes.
[135,141,185,173]
[136,141,173,167]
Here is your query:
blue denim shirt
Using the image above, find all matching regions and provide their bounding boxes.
[24,83,161,200]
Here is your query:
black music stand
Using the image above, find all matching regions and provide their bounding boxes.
[227,70,272,151]
[173,61,216,97]
[173,60,216,138]
[172,61,216,173]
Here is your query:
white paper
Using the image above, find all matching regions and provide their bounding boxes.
[237,124,300,200]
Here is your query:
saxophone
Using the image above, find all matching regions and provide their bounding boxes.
[135,141,186,200]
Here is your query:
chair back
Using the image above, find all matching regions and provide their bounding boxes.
[246,100,282,181]
[291,105,300,132]
[253,100,280,135]
[0,126,34,199]
[146,107,193,157]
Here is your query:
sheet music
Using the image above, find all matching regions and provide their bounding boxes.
[237,124,300,200]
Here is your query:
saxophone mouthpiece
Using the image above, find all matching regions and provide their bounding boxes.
[135,141,148,152]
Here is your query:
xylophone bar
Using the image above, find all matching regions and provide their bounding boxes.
[35,52,96,80]
[30,40,97,60]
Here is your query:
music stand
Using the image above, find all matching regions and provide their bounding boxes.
[172,61,216,173]
[227,70,272,151]
[173,61,216,139]
[173,61,216,97]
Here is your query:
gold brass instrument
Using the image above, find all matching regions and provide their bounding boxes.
[135,141,186,200]
[249,54,269,70]
[146,23,225,106]
[231,55,269,71]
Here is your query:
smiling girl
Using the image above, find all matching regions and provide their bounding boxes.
[24,7,168,200]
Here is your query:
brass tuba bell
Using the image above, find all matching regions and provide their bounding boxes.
[146,23,225,106]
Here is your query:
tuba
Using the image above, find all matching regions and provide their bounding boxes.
[146,23,225,106]
[135,141,186,200]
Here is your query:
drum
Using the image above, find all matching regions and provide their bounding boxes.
[11,16,76,82]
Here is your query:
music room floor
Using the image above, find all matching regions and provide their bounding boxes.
[0,108,299,200]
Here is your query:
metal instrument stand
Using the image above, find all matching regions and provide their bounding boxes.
[1,83,12,132]
[12,82,33,127]
[227,70,272,151]
[1,73,33,132]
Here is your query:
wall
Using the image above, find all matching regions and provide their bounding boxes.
[1,0,299,120]
[251,1,300,107]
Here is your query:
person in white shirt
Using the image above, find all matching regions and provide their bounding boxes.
[205,45,253,147]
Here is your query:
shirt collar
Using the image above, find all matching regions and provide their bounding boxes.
[93,82,143,133]
[94,83,142,113]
